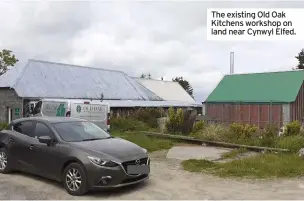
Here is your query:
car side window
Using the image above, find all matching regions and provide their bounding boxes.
[13,121,35,137]
[34,122,54,139]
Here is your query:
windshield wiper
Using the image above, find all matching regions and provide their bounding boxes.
[82,138,104,141]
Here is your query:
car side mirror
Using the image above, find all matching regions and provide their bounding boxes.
[38,136,53,145]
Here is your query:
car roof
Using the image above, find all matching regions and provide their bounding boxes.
[11,116,87,124]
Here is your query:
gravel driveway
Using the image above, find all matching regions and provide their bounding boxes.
[0,150,304,200]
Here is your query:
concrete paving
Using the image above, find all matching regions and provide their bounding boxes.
[1,151,304,199]
[166,145,232,160]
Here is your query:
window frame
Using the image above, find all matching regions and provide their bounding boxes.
[12,120,58,143]
[12,120,36,137]
[33,121,56,140]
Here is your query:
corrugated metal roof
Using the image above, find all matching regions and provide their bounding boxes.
[206,70,304,103]
[0,62,25,88]
[0,59,163,100]
[134,78,197,103]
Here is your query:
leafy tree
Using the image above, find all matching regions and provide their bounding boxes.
[295,49,304,69]
[0,49,18,75]
[172,76,194,97]
[140,73,152,79]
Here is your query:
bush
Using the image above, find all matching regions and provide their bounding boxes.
[262,124,278,138]
[256,124,279,147]
[229,122,258,139]
[0,123,8,130]
[132,108,162,128]
[165,107,184,134]
[192,123,229,141]
[111,117,149,132]
[285,121,301,136]
[192,120,206,133]
[276,135,304,153]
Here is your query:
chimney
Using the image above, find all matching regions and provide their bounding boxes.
[230,52,234,74]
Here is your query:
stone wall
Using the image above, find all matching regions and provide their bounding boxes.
[0,88,23,123]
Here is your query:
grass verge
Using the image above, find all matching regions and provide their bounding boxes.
[221,148,248,159]
[182,153,304,178]
[111,131,176,152]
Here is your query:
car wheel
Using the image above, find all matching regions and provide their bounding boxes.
[0,147,11,174]
[63,163,87,196]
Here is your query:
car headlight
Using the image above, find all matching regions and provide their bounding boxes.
[87,156,118,167]
[142,148,147,153]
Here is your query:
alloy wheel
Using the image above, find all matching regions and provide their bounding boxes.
[66,168,82,191]
[0,151,7,170]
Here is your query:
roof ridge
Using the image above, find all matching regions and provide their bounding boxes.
[28,59,126,74]
[133,77,177,83]
[226,69,304,76]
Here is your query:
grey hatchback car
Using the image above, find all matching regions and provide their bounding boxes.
[0,117,150,196]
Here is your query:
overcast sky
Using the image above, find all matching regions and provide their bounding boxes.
[0,1,304,102]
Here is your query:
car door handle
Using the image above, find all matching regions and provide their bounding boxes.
[29,145,34,150]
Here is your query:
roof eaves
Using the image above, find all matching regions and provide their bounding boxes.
[205,100,291,104]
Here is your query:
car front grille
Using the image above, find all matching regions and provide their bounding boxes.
[121,157,148,174]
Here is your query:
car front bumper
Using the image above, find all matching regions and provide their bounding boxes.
[85,157,150,189]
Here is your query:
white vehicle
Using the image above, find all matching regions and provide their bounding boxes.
[32,98,110,132]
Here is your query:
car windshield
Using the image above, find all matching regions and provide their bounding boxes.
[53,121,111,142]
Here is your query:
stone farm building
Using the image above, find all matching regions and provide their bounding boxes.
[205,70,304,129]
[0,59,202,123]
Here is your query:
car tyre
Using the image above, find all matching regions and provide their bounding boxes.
[0,147,11,174]
[63,163,88,196]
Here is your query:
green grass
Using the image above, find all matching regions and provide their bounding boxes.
[182,153,304,178]
[221,148,248,159]
[111,131,176,152]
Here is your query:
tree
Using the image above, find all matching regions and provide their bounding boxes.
[295,49,304,69]
[139,73,152,79]
[0,49,18,75]
[172,76,194,97]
